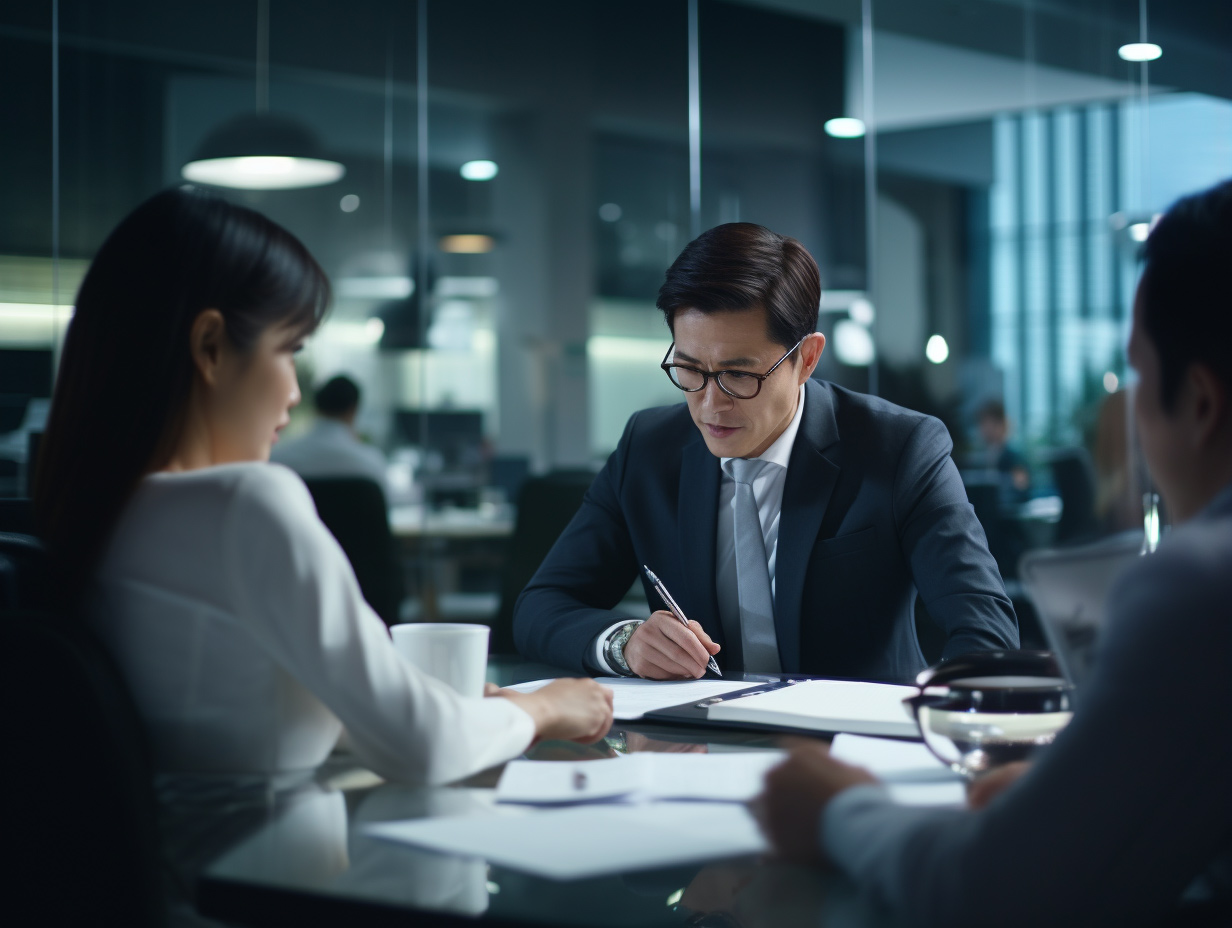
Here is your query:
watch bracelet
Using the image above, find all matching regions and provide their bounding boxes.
[605,620,641,676]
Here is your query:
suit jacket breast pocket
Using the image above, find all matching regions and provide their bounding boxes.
[815,526,878,560]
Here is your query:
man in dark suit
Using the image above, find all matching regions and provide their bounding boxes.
[755,178,1232,928]
[514,223,1018,682]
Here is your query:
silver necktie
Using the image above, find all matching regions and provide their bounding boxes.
[729,457,781,673]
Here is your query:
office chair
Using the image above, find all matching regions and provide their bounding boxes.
[0,495,35,534]
[1048,448,1099,545]
[491,470,596,655]
[0,530,48,612]
[303,477,404,626]
[4,612,166,927]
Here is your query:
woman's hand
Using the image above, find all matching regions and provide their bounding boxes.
[488,678,614,744]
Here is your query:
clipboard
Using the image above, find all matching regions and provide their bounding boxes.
[641,674,922,739]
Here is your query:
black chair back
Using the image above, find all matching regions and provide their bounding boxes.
[491,469,595,655]
[1049,448,1098,544]
[4,613,166,926]
[302,477,403,625]
[0,496,35,534]
[0,531,49,611]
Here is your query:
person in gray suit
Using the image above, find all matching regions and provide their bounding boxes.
[756,179,1232,927]
[514,223,1018,681]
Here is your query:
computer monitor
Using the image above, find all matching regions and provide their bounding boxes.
[392,410,485,472]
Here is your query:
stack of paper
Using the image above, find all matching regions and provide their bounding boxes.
[829,733,965,806]
[365,802,767,881]
[508,677,759,720]
[496,750,787,805]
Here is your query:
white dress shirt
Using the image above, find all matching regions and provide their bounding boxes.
[91,462,534,784]
[271,418,390,496]
[591,384,807,674]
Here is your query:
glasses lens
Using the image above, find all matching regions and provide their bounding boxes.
[716,370,760,398]
[667,365,705,391]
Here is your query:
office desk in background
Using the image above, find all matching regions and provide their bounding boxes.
[389,504,514,622]
[195,658,899,928]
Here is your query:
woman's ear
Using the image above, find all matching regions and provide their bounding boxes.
[189,309,228,386]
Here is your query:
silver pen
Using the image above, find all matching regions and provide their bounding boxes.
[641,565,722,677]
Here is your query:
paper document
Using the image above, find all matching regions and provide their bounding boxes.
[830,733,965,807]
[508,677,759,720]
[365,801,768,880]
[705,679,919,737]
[496,750,787,805]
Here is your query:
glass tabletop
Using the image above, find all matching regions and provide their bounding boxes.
[192,659,901,928]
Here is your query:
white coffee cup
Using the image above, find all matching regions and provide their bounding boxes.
[391,623,490,698]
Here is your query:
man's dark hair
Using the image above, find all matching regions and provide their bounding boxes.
[977,399,1007,424]
[656,223,820,350]
[315,375,361,417]
[1140,178,1232,411]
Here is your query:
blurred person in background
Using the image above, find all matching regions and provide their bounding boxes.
[272,373,389,494]
[976,398,1031,505]
[1092,388,1148,535]
[755,178,1232,928]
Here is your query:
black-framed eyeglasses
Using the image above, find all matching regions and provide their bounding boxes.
[661,336,806,400]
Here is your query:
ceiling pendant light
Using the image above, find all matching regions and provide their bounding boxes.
[181,0,344,190]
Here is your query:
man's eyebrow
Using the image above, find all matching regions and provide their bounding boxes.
[673,349,760,368]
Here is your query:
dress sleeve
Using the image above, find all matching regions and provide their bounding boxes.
[221,464,534,785]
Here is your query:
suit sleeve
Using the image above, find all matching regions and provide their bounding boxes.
[223,466,535,785]
[513,415,645,672]
[822,547,1232,928]
[892,416,1018,657]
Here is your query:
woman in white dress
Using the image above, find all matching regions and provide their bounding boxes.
[33,188,612,786]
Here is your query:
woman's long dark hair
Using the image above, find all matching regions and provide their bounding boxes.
[34,187,330,607]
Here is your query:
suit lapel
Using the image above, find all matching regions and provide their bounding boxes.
[678,436,725,653]
[775,379,840,672]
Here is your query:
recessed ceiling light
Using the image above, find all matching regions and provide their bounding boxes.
[824,117,866,138]
[460,160,499,181]
[1118,42,1162,62]
[925,334,949,364]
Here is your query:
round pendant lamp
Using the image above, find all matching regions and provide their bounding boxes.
[180,0,344,191]
[182,113,345,190]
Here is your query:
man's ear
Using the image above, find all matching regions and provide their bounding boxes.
[1186,362,1230,450]
[798,332,826,383]
[189,309,228,387]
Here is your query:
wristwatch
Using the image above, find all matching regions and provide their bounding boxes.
[604,621,641,676]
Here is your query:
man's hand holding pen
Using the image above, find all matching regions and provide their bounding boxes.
[624,611,721,679]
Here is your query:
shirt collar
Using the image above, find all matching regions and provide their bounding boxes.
[721,382,807,474]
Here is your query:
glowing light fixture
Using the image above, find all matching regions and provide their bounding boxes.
[340,194,360,212]
[1118,42,1162,62]
[849,297,875,326]
[824,117,866,138]
[833,320,875,366]
[460,160,499,181]
[1103,371,1119,393]
[181,2,344,190]
[925,334,949,364]
[1128,222,1151,243]
[439,234,496,254]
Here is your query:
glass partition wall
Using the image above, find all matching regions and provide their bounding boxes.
[3,0,1229,627]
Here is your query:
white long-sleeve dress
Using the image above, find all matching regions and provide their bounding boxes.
[90,461,533,785]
